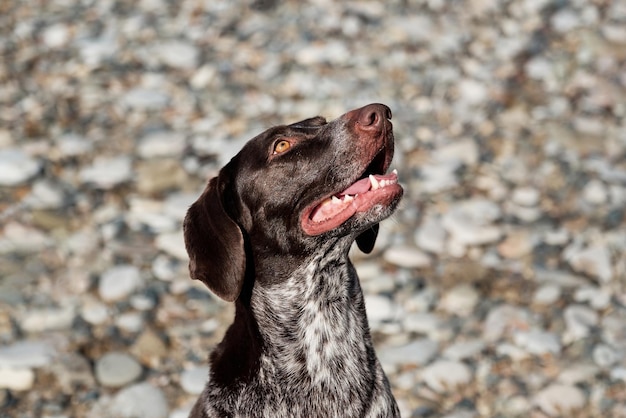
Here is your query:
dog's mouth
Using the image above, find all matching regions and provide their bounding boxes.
[301,149,402,236]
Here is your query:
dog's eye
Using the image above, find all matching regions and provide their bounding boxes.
[273,140,291,154]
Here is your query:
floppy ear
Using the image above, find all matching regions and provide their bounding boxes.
[356,223,379,254]
[183,176,246,302]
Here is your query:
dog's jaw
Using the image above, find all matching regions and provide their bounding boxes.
[301,169,402,236]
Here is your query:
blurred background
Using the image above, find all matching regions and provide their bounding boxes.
[1,0,625,417]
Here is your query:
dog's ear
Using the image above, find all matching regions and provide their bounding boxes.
[183,175,245,302]
[356,223,379,254]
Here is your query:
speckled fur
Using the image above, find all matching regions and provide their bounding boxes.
[196,238,399,418]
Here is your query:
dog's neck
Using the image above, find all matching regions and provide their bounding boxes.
[207,241,399,416]
[253,243,375,377]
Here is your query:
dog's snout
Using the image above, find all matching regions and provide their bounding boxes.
[352,103,392,133]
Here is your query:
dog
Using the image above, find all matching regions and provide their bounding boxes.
[184,103,403,417]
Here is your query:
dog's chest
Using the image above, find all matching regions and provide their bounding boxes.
[250,257,376,414]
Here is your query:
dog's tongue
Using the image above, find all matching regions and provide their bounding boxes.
[338,177,371,196]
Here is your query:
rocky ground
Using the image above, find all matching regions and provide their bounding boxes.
[1,0,625,417]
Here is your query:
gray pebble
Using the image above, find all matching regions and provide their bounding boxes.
[137,131,186,159]
[80,156,133,189]
[95,352,142,388]
[439,284,479,316]
[0,149,41,186]
[364,295,398,323]
[443,339,486,361]
[99,265,142,302]
[534,384,586,416]
[0,368,34,391]
[379,339,439,369]
[566,245,613,282]
[563,304,599,343]
[421,360,473,393]
[0,340,56,368]
[110,382,169,418]
[383,245,432,269]
[180,366,209,395]
[514,330,561,355]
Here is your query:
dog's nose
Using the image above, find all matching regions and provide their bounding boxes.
[354,104,392,133]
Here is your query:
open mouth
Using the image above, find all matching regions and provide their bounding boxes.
[301,149,402,236]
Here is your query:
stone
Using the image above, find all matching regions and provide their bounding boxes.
[130,328,168,366]
[582,179,608,205]
[80,156,133,189]
[95,352,142,388]
[180,366,209,395]
[563,305,599,343]
[421,360,473,393]
[551,10,581,33]
[0,222,52,254]
[514,330,561,355]
[378,339,439,368]
[483,305,531,342]
[136,159,187,195]
[155,231,188,260]
[20,305,76,333]
[115,312,144,333]
[56,134,94,158]
[80,299,110,325]
[442,339,486,361]
[98,265,143,302]
[0,149,41,186]
[534,384,586,416]
[0,341,56,368]
[533,285,561,305]
[602,25,626,44]
[110,382,169,418]
[51,353,95,392]
[364,295,397,323]
[442,199,503,246]
[122,88,170,110]
[497,230,534,259]
[592,344,621,368]
[25,180,65,210]
[432,138,479,166]
[566,245,613,282]
[511,186,540,206]
[457,79,488,106]
[403,312,444,337]
[558,363,599,385]
[0,367,35,391]
[383,245,431,269]
[574,286,611,310]
[154,41,199,69]
[439,284,479,316]
[415,216,447,254]
[42,23,70,48]
[137,131,186,159]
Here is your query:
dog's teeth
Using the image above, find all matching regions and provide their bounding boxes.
[331,196,341,204]
[343,194,353,202]
[392,169,398,176]
[369,175,380,190]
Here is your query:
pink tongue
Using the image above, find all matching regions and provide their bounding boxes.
[338,177,371,196]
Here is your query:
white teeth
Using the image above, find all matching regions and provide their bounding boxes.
[392,169,398,176]
[331,196,341,204]
[369,174,380,190]
[343,194,353,202]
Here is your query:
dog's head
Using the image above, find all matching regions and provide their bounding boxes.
[184,104,403,301]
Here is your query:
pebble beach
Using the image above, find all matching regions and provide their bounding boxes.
[1,0,625,417]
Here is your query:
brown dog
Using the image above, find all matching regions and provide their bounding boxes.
[184,104,403,417]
